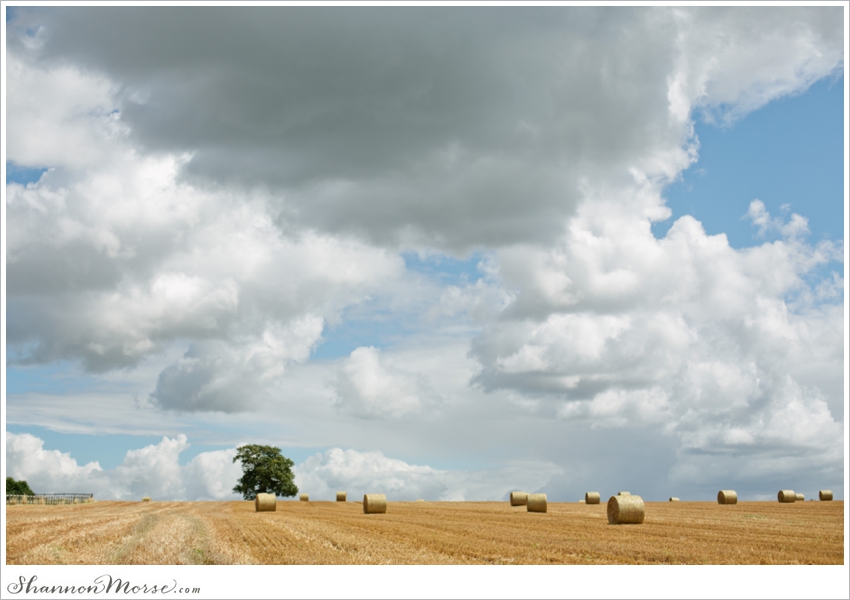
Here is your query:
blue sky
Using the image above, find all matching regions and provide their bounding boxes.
[655,75,845,249]
[4,7,846,521]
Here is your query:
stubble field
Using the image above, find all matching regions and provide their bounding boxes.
[5,499,844,565]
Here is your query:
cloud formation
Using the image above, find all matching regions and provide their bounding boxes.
[471,199,844,488]
[5,433,562,502]
[5,432,243,501]
[9,7,841,251]
[332,346,444,419]
[295,448,563,502]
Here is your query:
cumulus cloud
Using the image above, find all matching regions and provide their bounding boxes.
[5,434,562,502]
[470,194,844,480]
[745,199,811,240]
[332,347,444,419]
[8,7,840,251]
[5,432,243,501]
[5,47,404,411]
[294,448,562,501]
[150,316,325,412]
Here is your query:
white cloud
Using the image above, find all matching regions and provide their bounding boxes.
[333,347,444,420]
[5,433,243,501]
[5,51,122,169]
[5,434,562,502]
[5,432,105,494]
[294,448,563,502]
[150,316,325,413]
[668,7,844,125]
[5,47,405,411]
[471,187,843,465]
[746,199,811,239]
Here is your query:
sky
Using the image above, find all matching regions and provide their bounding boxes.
[3,4,847,520]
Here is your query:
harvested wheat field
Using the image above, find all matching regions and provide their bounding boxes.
[5,500,843,565]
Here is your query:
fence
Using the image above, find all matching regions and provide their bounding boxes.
[6,494,94,505]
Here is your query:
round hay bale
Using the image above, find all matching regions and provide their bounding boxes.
[300,493,309,502]
[617,491,630,496]
[510,491,528,506]
[669,497,680,502]
[363,494,387,514]
[526,493,547,513]
[142,497,151,502]
[608,495,644,524]
[819,490,833,501]
[255,493,276,512]
[777,490,796,503]
[336,491,347,502]
[416,499,425,502]
[795,493,804,501]
[717,490,738,505]
[585,492,600,505]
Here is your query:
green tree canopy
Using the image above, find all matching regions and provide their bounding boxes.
[6,477,35,496]
[232,445,298,500]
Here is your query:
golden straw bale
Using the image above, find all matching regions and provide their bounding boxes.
[336,491,347,502]
[819,490,833,501]
[607,495,645,524]
[777,490,796,503]
[617,491,630,496]
[300,493,309,502]
[363,494,387,514]
[585,492,600,505]
[510,491,528,506]
[526,493,547,513]
[717,490,738,505]
[416,499,425,502]
[795,493,804,501]
[255,493,276,512]
[669,497,680,502]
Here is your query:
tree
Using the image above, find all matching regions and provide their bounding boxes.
[6,477,35,496]
[232,445,298,500]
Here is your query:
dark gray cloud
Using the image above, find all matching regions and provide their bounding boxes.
[11,6,689,250]
[8,7,841,252]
